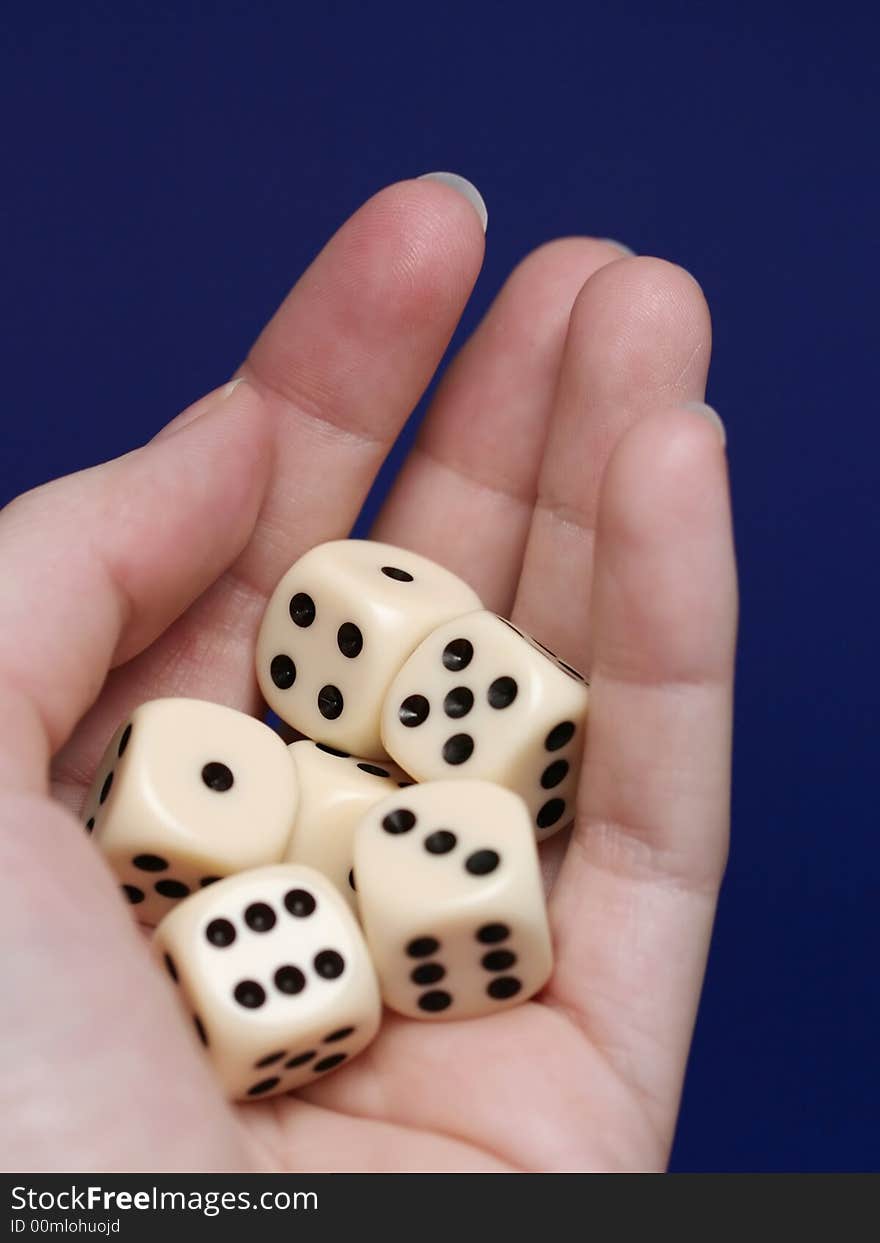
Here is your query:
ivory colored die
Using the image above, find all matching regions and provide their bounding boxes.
[255,540,482,759]
[283,740,413,911]
[84,698,298,925]
[353,780,553,1020]
[154,864,381,1100]
[380,612,588,839]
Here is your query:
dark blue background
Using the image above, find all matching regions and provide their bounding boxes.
[3,3,877,1171]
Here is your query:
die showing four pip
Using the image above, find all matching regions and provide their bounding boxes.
[84,539,584,1100]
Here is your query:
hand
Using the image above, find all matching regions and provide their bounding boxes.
[0,177,736,1173]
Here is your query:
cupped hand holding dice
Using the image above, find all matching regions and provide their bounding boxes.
[80,539,576,1083]
[0,177,735,1172]
[82,538,569,1096]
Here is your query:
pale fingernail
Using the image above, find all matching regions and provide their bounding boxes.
[418,171,488,233]
[684,400,727,448]
[599,238,637,257]
[153,376,249,442]
[219,376,247,400]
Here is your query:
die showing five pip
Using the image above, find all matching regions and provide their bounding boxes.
[381,611,588,839]
[83,539,588,1101]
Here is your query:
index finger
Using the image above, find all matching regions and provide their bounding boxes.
[234,177,486,595]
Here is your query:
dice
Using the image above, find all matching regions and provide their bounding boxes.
[255,540,482,758]
[154,864,382,1100]
[84,698,298,925]
[283,740,413,911]
[380,611,588,839]
[353,780,552,1020]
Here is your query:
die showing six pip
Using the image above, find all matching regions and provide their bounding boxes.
[83,540,588,1101]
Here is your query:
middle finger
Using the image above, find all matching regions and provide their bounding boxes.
[512,256,713,672]
[372,238,627,612]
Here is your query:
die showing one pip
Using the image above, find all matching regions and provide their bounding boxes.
[84,698,298,925]
[380,611,588,839]
[255,539,482,759]
[154,864,382,1100]
[353,780,553,1020]
[283,740,413,911]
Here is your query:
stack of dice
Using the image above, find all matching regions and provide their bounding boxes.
[83,541,588,1101]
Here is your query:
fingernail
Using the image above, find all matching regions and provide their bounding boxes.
[219,377,247,400]
[599,238,636,257]
[153,376,249,442]
[418,172,488,233]
[684,400,727,448]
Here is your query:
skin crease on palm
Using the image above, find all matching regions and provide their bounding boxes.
[0,176,736,1174]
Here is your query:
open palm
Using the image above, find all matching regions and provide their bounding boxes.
[0,177,736,1173]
